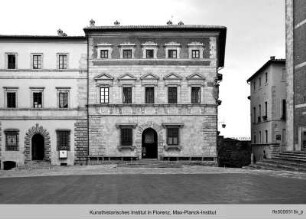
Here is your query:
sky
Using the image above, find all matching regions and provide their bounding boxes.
[0,0,285,138]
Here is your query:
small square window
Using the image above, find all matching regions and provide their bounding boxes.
[58,54,68,69]
[33,92,42,108]
[33,55,42,69]
[191,87,201,103]
[146,50,154,59]
[192,50,200,59]
[168,87,177,103]
[5,131,19,151]
[121,128,133,146]
[167,128,179,145]
[168,50,177,59]
[123,87,132,103]
[7,92,16,108]
[59,92,69,108]
[100,87,109,103]
[145,87,154,103]
[123,49,132,59]
[8,54,16,69]
[100,50,108,59]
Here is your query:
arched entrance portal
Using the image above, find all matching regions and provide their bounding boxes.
[32,134,45,160]
[142,128,158,159]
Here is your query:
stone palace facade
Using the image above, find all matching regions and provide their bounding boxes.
[0,22,226,169]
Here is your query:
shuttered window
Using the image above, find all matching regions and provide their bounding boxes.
[56,130,70,151]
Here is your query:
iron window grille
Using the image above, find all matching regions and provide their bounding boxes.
[121,128,132,146]
[191,87,201,103]
[59,54,68,69]
[168,50,177,59]
[123,49,132,59]
[59,92,69,108]
[167,128,179,145]
[8,54,16,69]
[7,92,16,108]
[123,87,132,103]
[145,87,154,103]
[168,87,177,104]
[33,55,42,69]
[100,87,109,103]
[5,131,19,151]
[100,50,108,58]
[56,130,70,151]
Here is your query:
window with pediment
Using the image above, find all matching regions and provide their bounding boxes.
[141,42,158,59]
[119,43,136,59]
[188,42,204,59]
[96,43,113,59]
[164,42,181,59]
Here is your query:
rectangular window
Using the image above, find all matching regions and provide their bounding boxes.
[123,87,132,103]
[265,72,268,83]
[100,87,109,103]
[8,54,16,69]
[168,50,177,59]
[253,107,256,123]
[146,50,154,59]
[145,87,154,103]
[121,128,132,146]
[33,92,42,108]
[168,87,177,104]
[167,128,179,145]
[59,92,69,108]
[5,131,19,151]
[192,50,200,59]
[56,130,70,151]
[33,55,42,69]
[282,99,286,120]
[253,81,256,91]
[254,135,257,144]
[259,77,261,87]
[100,50,108,58]
[191,87,201,103]
[264,101,267,117]
[123,49,132,59]
[59,54,68,69]
[258,104,261,122]
[7,92,16,108]
[265,130,268,143]
[259,131,262,143]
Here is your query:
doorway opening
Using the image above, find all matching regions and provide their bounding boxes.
[32,134,45,160]
[142,128,158,159]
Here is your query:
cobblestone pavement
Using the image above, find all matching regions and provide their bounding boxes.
[1,164,306,180]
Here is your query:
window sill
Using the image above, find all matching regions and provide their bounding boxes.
[164,145,182,151]
[117,145,136,151]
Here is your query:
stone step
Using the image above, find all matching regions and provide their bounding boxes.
[273,156,306,162]
[279,151,306,156]
[20,161,53,169]
[258,159,306,168]
[251,160,306,172]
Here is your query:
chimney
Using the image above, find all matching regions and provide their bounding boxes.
[90,19,95,27]
[114,20,120,26]
[270,56,276,60]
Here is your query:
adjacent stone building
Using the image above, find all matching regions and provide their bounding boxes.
[286,0,306,151]
[247,57,286,161]
[0,22,227,168]
[0,34,87,169]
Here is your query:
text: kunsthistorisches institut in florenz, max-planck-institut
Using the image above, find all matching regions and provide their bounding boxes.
[0,20,227,168]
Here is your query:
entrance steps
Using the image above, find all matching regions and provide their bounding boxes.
[246,151,306,172]
[19,160,52,170]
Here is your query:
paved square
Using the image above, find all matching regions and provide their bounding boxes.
[0,166,306,204]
